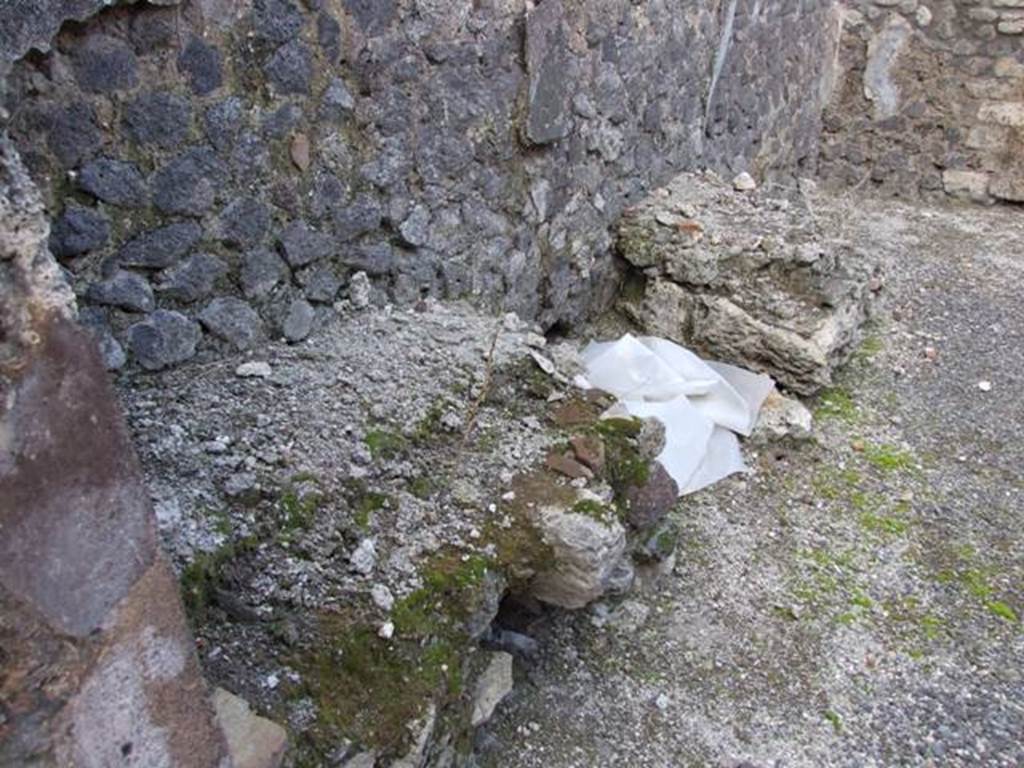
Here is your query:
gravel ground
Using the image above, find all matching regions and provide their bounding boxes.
[482,195,1024,768]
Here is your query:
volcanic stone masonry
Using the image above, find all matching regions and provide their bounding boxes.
[2,0,842,372]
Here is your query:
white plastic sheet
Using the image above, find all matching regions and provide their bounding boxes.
[579,334,774,495]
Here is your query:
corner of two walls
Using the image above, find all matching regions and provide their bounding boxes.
[5,0,841,374]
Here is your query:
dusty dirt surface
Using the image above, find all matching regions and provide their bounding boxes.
[483,195,1024,768]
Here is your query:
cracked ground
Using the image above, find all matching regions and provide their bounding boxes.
[483,194,1024,768]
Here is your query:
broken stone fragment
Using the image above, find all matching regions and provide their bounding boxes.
[350,538,376,575]
[471,651,514,726]
[213,688,288,768]
[528,489,627,609]
[617,172,880,395]
[732,171,757,192]
[749,390,814,445]
[87,270,155,313]
[282,298,315,342]
[545,451,593,480]
[622,460,678,530]
[290,132,311,172]
[127,309,202,370]
[199,297,265,351]
[569,434,605,473]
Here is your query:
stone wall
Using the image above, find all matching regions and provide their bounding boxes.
[5,0,840,371]
[821,0,1024,203]
[0,128,240,766]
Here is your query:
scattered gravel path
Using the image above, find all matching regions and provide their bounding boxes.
[484,195,1024,768]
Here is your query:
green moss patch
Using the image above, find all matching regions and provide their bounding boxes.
[365,428,408,460]
[294,617,462,759]
[392,550,494,640]
[179,536,258,624]
[815,387,859,422]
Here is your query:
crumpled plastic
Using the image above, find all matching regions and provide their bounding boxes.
[578,334,774,495]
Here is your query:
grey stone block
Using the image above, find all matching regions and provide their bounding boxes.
[178,35,223,95]
[87,271,155,313]
[153,147,229,216]
[70,34,138,93]
[158,253,228,303]
[264,40,313,96]
[128,309,202,371]
[278,221,332,267]
[77,158,148,208]
[241,247,289,299]
[218,197,271,248]
[199,297,265,350]
[119,221,203,270]
[49,202,109,259]
[122,91,193,148]
[281,298,315,342]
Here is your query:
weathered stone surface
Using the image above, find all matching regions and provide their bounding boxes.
[0,1,113,63]
[123,91,193,148]
[199,297,265,350]
[282,298,315,342]
[87,270,155,313]
[988,174,1024,204]
[178,35,223,95]
[45,101,101,167]
[128,309,202,370]
[79,307,127,371]
[219,197,271,248]
[204,96,245,150]
[317,11,342,64]
[622,461,678,530]
[529,490,627,610]
[298,264,342,303]
[264,40,313,95]
[158,253,228,303]
[53,558,230,767]
[1,310,159,636]
[750,389,814,445]
[524,0,573,145]
[70,33,139,93]
[241,247,289,299]
[319,76,355,121]
[252,0,305,45]
[619,172,880,395]
[279,220,332,267]
[153,147,229,216]
[118,220,203,270]
[77,157,148,208]
[213,688,288,768]
[471,652,514,727]
[49,201,109,258]
[943,170,992,204]
[569,434,605,473]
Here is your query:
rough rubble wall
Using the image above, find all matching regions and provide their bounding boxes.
[821,0,1024,203]
[0,131,233,766]
[5,0,840,371]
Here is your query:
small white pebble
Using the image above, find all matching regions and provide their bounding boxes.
[378,621,394,640]
[264,673,280,690]
[235,361,272,379]
[978,380,992,392]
